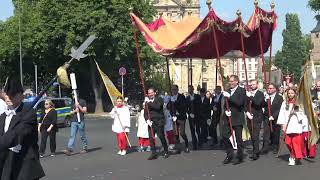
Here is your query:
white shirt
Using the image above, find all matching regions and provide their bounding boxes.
[269,93,276,104]
[230,86,238,96]
[251,89,258,97]
[189,94,194,101]
[4,106,19,133]
[171,94,178,102]
[277,102,303,134]
[0,99,7,115]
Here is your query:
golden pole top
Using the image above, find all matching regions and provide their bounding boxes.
[236,9,242,17]
[270,2,275,11]
[129,7,133,13]
[254,0,259,7]
[206,0,212,10]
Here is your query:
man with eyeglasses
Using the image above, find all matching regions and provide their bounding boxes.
[221,75,246,165]
[261,83,283,154]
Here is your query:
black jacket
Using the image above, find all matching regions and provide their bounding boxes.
[212,93,223,120]
[199,96,211,120]
[144,97,165,125]
[0,103,45,180]
[264,93,283,121]
[224,86,246,126]
[186,93,201,119]
[248,90,264,122]
[40,109,58,131]
[170,94,187,121]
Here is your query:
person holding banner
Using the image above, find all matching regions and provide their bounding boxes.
[63,93,88,156]
[221,75,246,165]
[277,88,303,166]
[111,96,131,156]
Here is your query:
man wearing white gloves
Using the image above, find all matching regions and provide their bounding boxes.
[169,85,189,153]
[261,83,283,154]
[245,79,265,160]
[144,87,169,160]
[221,75,246,165]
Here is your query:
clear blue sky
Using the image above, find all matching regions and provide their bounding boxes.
[0,0,317,55]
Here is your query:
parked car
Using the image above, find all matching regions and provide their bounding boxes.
[23,97,73,127]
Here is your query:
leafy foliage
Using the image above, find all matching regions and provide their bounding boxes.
[274,14,310,83]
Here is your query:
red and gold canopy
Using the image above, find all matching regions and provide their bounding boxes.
[130,6,277,59]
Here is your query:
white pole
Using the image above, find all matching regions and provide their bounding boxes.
[58,80,61,98]
[121,75,124,97]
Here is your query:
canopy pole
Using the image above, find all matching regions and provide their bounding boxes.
[187,59,190,86]
[130,15,155,139]
[166,57,178,135]
[257,13,273,133]
[238,11,254,136]
[269,33,273,83]
[215,59,218,88]
[190,58,193,86]
[212,24,236,146]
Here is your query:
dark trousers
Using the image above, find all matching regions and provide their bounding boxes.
[199,118,209,144]
[174,120,189,148]
[262,118,281,149]
[188,117,201,148]
[222,123,243,159]
[209,114,220,144]
[148,123,168,153]
[247,119,262,154]
[39,129,56,154]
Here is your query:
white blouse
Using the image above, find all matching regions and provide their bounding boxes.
[111,106,131,133]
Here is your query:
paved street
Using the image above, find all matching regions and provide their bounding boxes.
[40,115,320,180]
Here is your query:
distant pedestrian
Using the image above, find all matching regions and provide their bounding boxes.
[38,99,58,157]
[62,94,88,155]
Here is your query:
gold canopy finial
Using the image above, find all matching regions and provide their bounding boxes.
[254,0,259,7]
[236,9,241,17]
[188,10,192,15]
[270,2,275,11]
[129,7,133,13]
[206,0,212,10]
[159,12,163,17]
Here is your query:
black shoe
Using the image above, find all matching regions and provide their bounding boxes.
[260,147,269,155]
[233,158,244,165]
[162,152,169,159]
[184,148,190,153]
[223,156,233,164]
[147,153,158,160]
[273,147,278,154]
[250,154,259,161]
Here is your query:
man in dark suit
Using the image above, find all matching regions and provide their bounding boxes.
[144,87,169,160]
[261,83,283,154]
[210,86,223,146]
[170,85,189,153]
[221,75,246,165]
[245,79,264,160]
[199,88,211,147]
[186,85,201,150]
[0,77,45,180]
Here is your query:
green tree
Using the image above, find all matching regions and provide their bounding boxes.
[308,0,320,12]
[274,13,310,83]
[0,0,164,112]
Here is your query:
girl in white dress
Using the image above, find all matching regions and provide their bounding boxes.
[277,88,303,166]
[111,96,131,156]
[136,103,152,152]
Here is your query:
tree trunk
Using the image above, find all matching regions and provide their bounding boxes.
[90,60,104,113]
